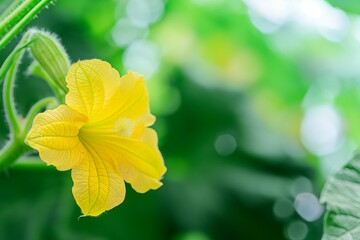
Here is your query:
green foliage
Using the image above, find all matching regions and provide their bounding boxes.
[3,0,360,239]
[321,154,360,239]
[327,0,360,14]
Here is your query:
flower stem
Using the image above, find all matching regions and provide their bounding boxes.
[26,61,66,102]
[0,0,23,22]
[0,95,55,171]
[3,54,21,135]
[0,0,41,37]
[0,28,67,170]
[0,139,30,171]
[0,32,33,169]
[0,0,52,50]
[23,97,57,135]
[10,157,48,170]
[2,32,31,136]
[0,39,34,84]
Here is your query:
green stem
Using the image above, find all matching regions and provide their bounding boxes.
[0,0,52,50]
[29,63,65,102]
[52,81,66,103]
[0,0,23,22]
[11,157,47,170]
[0,0,41,37]
[0,32,33,170]
[0,94,56,171]
[0,29,65,171]
[2,32,31,135]
[3,56,21,134]
[0,140,30,171]
[0,39,34,84]
[23,97,57,136]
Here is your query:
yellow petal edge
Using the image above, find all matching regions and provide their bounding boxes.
[26,59,166,216]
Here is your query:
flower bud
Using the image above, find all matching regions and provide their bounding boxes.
[29,29,70,92]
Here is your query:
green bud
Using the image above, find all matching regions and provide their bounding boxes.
[29,29,70,92]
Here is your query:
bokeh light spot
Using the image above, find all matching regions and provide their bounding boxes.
[214,133,237,156]
[111,18,147,47]
[294,192,324,222]
[289,176,313,197]
[273,198,294,219]
[123,40,161,78]
[177,232,211,240]
[126,0,164,28]
[286,221,308,240]
[301,105,343,156]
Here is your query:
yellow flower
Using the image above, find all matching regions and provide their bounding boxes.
[26,59,166,216]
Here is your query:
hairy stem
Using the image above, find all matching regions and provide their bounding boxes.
[3,54,21,134]
[0,39,34,84]
[27,62,66,102]
[0,0,40,37]
[0,0,23,22]
[0,0,52,50]
[23,97,57,135]
[0,32,32,169]
[3,32,31,136]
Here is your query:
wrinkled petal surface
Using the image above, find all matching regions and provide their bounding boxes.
[26,105,88,171]
[80,128,166,194]
[66,60,154,127]
[72,140,125,216]
[65,59,121,121]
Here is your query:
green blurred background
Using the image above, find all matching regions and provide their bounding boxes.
[2,0,360,239]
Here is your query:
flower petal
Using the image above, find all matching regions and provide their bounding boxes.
[106,71,152,123]
[65,59,121,121]
[65,60,153,128]
[72,140,125,216]
[26,105,88,171]
[121,128,166,193]
[86,128,166,193]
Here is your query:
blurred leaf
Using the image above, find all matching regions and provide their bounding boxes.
[327,0,360,14]
[321,154,360,239]
[335,82,360,146]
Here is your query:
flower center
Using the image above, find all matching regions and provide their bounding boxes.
[114,118,135,138]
